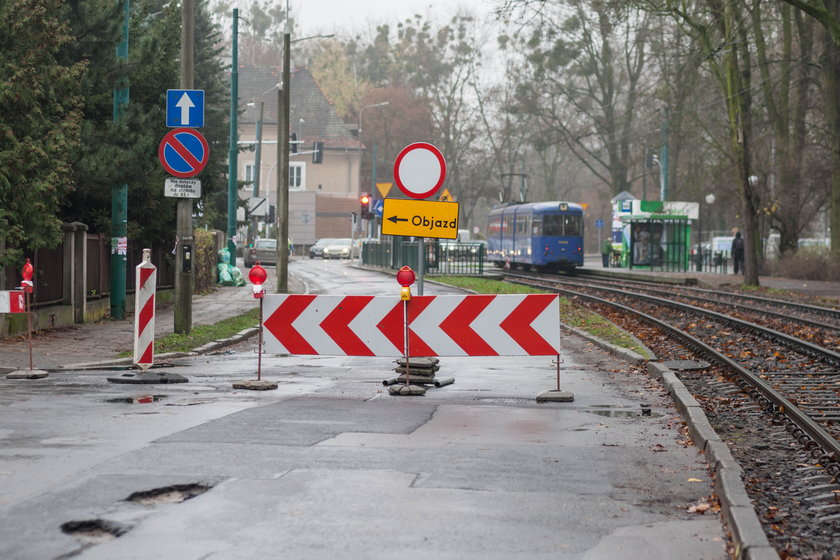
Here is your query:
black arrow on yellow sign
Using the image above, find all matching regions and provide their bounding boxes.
[387,215,408,224]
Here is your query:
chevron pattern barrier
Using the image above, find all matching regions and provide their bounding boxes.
[262,294,560,357]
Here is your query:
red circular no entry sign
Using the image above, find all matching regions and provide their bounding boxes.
[393,142,446,199]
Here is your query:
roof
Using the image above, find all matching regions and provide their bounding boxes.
[238,66,361,150]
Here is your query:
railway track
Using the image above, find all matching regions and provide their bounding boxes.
[503,271,840,558]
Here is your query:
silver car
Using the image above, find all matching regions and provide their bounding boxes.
[245,238,277,267]
[309,238,334,259]
[322,238,353,259]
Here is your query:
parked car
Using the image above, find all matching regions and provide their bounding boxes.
[245,238,277,267]
[308,238,335,259]
[322,238,353,259]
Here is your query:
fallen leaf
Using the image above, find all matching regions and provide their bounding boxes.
[687,478,704,482]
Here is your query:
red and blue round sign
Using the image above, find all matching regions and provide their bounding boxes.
[158,128,210,178]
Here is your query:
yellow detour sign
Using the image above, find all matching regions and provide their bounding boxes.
[376,182,393,199]
[381,198,460,239]
[439,188,454,202]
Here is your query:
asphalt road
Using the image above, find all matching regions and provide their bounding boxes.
[0,259,727,559]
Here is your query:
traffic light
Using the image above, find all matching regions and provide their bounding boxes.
[312,141,324,164]
[290,132,298,153]
[360,193,372,219]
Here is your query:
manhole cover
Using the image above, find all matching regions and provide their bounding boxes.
[661,359,711,371]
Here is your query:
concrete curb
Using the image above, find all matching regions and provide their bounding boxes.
[561,323,653,364]
[646,361,778,560]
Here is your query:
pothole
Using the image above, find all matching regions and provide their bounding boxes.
[60,519,128,543]
[126,483,212,506]
[106,395,166,404]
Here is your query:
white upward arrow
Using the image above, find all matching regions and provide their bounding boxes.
[176,92,194,125]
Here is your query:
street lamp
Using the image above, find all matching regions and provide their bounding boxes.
[275,17,336,293]
[697,193,716,271]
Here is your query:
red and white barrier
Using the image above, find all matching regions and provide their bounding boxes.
[0,290,25,314]
[133,249,157,370]
[262,294,560,357]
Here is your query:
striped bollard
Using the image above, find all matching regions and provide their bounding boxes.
[133,249,157,371]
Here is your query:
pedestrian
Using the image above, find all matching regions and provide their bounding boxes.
[601,238,612,268]
[731,231,745,274]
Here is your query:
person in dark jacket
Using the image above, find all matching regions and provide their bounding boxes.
[601,238,612,267]
[731,231,745,274]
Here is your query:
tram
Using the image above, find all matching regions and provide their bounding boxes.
[486,201,585,274]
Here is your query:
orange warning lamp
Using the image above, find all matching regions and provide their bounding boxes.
[21,258,34,293]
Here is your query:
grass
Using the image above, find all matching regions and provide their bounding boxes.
[431,275,650,356]
[118,308,260,357]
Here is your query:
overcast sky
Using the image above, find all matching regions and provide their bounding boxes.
[294,0,504,37]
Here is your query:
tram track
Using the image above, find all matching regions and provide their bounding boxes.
[502,271,840,558]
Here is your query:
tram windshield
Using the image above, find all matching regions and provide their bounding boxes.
[540,214,582,236]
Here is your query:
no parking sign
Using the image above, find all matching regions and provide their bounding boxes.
[158,128,209,178]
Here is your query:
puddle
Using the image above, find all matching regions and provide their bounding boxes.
[126,483,212,506]
[61,519,127,543]
[106,395,166,404]
[582,409,662,418]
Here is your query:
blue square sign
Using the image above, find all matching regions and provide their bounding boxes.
[166,89,205,128]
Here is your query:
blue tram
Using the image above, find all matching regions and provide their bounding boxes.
[486,201,585,273]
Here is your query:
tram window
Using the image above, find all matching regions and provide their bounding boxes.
[532,217,542,235]
[516,216,530,235]
[488,217,501,235]
[542,215,562,236]
[563,215,582,236]
[503,216,514,235]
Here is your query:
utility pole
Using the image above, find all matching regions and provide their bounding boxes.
[251,100,264,244]
[174,0,194,334]
[275,11,291,293]
[227,9,239,264]
[110,0,130,320]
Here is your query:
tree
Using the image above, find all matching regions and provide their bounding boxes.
[0,0,85,268]
[505,1,654,198]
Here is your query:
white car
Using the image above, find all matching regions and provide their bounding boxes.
[322,238,353,259]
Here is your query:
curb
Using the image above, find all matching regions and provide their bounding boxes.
[645,361,779,560]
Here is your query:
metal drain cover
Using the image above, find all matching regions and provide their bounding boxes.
[661,359,711,371]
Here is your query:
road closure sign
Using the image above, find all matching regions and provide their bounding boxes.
[381,198,459,239]
[393,142,446,199]
[164,178,201,198]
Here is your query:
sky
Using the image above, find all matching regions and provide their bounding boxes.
[293,0,505,38]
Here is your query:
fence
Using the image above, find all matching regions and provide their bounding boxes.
[361,239,485,276]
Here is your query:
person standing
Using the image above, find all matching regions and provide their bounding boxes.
[731,231,745,274]
[601,238,612,268]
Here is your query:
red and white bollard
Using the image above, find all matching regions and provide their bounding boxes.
[133,249,157,371]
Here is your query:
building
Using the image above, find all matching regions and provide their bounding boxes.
[236,65,363,249]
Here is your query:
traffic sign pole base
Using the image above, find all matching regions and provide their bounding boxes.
[389,384,426,396]
[6,369,48,380]
[232,380,278,391]
[536,390,575,403]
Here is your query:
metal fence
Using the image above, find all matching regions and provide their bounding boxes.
[361,239,485,276]
[3,234,175,309]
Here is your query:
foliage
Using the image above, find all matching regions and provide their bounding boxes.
[761,248,840,282]
[193,229,221,293]
[56,0,230,249]
[0,0,86,267]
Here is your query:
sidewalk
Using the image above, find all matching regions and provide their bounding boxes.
[0,260,305,372]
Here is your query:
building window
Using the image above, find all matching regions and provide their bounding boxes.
[289,162,305,191]
[244,164,256,185]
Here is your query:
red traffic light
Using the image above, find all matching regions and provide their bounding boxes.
[360,193,371,205]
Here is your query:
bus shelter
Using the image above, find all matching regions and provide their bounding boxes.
[620,216,690,272]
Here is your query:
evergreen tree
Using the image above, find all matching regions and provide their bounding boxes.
[0,0,85,267]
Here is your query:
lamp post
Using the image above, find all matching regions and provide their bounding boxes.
[697,193,716,271]
[274,15,335,293]
[358,101,389,237]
